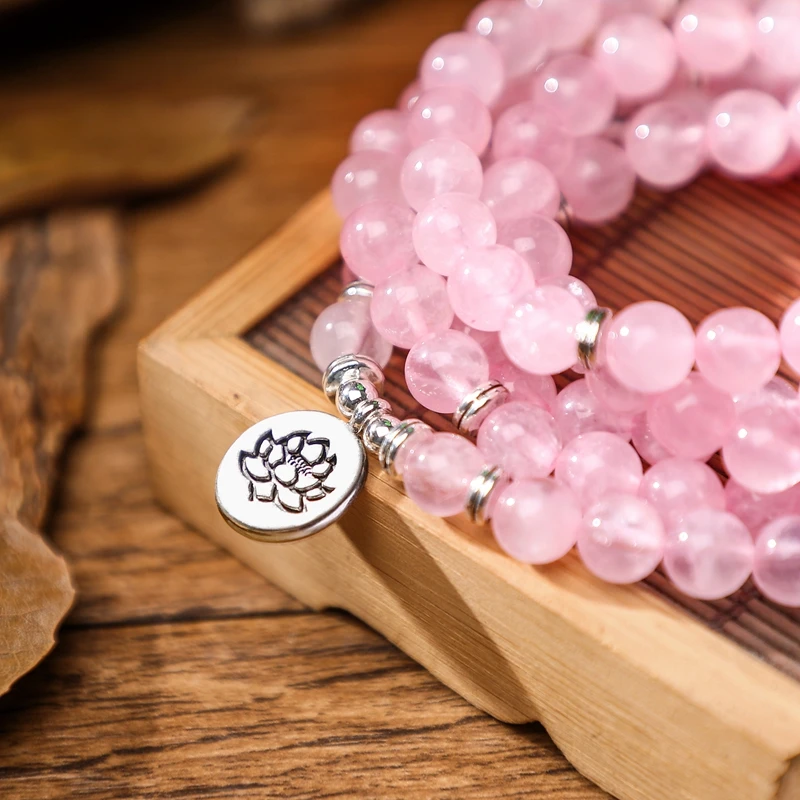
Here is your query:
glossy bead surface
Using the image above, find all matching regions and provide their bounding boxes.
[350,109,410,155]
[331,152,404,218]
[779,297,800,374]
[492,103,575,172]
[533,0,603,52]
[408,87,493,155]
[753,516,800,605]
[398,81,421,112]
[490,357,558,410]
[586,366,650,415]
[631,413,673,465]
[752,0,800,79]
[725,479,800,537]
[553,379,635,443]
[481,158,561,221]
[540,275,597,312]
[788,87,800,148]
[496,215,573,281]
[639,458,725,525]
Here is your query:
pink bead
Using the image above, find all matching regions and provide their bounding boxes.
[453,321,504,363]
[339,201,417,283]
[586,365,650,415]
[492,479,581,564]
[664,509,754,599]
[540,275,597,311]
[631,413,673,465]
[413,193,497,277]
[639,458,725,525]
[492,103,575,172]
[481,158,561,221]
[310,298,393,371]
[398,81,422,112]
[405,329,489,413]
[559,137,636,224]
[490,357,558,410]
[753,0,800,79]
[350,109,410,155]
[707,90,790,177]
[331,152,404,218]
[673,0,753,77]
[779,297,800,374]
[532,55,617,137]
[419,32,506,107]
[734,375,797,413]
[500,286,584,375]
[624,94,708,189]
[788,87,800,148]
[553,379,635,442]
[753,516,800,605]
[496,215,573,281]
[403,433,485,517]
[407,87,493,155]
[371,264,454,349]
[578,495,665,584]
[448,245,533,332]
[478,400,562,479]
[601,0,677,20]
[393,425,433,477]
[593,14,678,102]
[532,0,603,52]
[401,139,483,212]
[725,479,800,536]
[605,301,696,394]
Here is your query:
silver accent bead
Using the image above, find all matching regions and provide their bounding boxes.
[363,414,401,455]
[466,465,505,525]
[453,382,509,435]
[378,418,431,476]
[340,280,374,300]
[575,307,612,372]
[322,354,385,402]
[336,378,379,419]
[350,398,392,436]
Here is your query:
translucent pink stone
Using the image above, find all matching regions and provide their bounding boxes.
[624,94,708,189]
[558,137,636,224]
[707,90,790,177]
[492,479,581,564]
[481,158,561,221]
[492,103,575,173]
[725,479,800,537]
[531,55,617,137]
[398,81,422,112]
[453,322,504,363]
[500,286,584,375]
[419,32,506,107]
[593,14,678,102]
[605,301,696,394]
[639,458,725,526]
[734,376,797,413]
[664,509,754,599]
[788,87,800,148]
[578,495,665,584]
[553,379,635,443]
[586,365,650,415]
[310,298,393,371]
[371,264,454,349]
[601,0,677,22]
[495,215,573,280]
[753,0,800,79]
[631,413,673,465]
[673,0,753,77]
[331,152,404,218]
[403,433,485,517]
[753,516,800,605]
[405,329,489,413]
[478,400,562,479]
[490,356,558,410]
[413,193,497,277]
[339,201,417,283]
[407,87,493,155]
[349,109,410,156]
[401,139,483,212]
[540,275,597,311]
[779,297,800,374]
[448,245,533,332]
[393,426,433,477]
[532,0,603,52]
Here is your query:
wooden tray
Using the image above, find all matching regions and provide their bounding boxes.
[139,184,800,800]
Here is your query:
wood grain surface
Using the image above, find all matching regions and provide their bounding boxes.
[0,1,605,797]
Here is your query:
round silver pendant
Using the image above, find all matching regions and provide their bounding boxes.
[215,410,367,543]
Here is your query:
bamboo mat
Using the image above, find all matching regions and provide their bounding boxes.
[247,173,800,682]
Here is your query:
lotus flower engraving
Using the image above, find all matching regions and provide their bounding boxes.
[238,429,337,514]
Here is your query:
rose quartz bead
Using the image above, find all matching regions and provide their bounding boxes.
[559,137,636,224]
[398,81,422,112]
[555,431,643,508]
[490,357,558,410]
[403,433,485,517]
[478,401,562,479]
[310,298,393,372]
[531,0,603,52]
[734,376,797,412]
[492,103,575,173]
[601,0,677,21]
[624,95,708,189]
[350,109,410,155]
[779,297,800,374]
[339,201,417,283]
[496,215,573,281]
[401,139,483,212]
[448,245,533,332]
[725,479,800,536]
[405,329,489,413]
[631,413,673,465]
[393,425,433,477]
[408,87,493,155]
[492,479,582,564]
[586,365,650,415]
[578,495,665,584]
[593,14,678,102]
[753,516,800,605]
[639,458,725,525]
[788,87,800,148]
[753,0,800,79]
[331,152,404,218]
[605,301,696,394]
[664,509,754,599]
[371,264,454,349]
[481,158,561,222]
[532,55,617,137]
[553,379,635,442]
[673,0,753,77]
[500,286,584,375]
[453,321,504,363]
[540,275,597,312]
[707,90,789,177]
[413,193,497,277]
[419,32,506,107]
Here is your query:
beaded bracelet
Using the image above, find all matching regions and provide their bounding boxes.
[216,0,800,608]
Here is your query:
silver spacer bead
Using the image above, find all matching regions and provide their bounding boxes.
[350,398,392,436]
[378,418,431,476]
[575,307,612,372]
[453,382,510,435]
[466,465,505,525]
[323,354,385,402]
[340,280,374,300]
[336,378,379,419]
[363,414,401,455]
[555,193,574,230]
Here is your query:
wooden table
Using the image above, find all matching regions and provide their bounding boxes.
[0,2,604,796]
